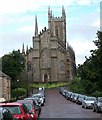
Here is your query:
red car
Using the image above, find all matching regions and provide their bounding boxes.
[17,100,37,120]
[0,102,33,120]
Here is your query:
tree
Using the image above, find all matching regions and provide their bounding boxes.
[76,31,102,95]
[1,50,25,89]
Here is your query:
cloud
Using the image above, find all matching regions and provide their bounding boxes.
[17,26,34,33]
[0,0,39,14]
[0,0,101,15]
[77,0,92,5]
[0,0,67,15]
[77,0,100,5]
[91,19,100,28]
[69,39,97,65]
[0,32,32,57]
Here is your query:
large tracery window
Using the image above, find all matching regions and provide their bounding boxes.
[41,49,50,68]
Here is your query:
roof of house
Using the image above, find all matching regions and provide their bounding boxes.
[0,71,11,79]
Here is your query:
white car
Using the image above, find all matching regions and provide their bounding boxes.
[82,96,96,109]
[32,94,45,106]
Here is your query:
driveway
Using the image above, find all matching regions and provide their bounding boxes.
[40,88,101,119]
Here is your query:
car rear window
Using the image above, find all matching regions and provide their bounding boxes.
[24,102,33,111]
[0,106,21,115]
[22,104,29,114]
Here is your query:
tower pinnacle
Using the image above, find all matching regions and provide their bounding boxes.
[62,6,66,18]
[22,43,25,54]
[35,15,38,37]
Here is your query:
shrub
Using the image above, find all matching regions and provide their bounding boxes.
[12,88,26,98]
[92,91,102,97]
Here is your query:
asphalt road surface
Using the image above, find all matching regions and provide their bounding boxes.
[40,88,101,119]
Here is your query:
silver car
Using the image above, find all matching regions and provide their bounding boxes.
[93,97,102,112]
[32,94,45,106]
[82,96,96,109]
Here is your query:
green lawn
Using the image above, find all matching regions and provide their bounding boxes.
[30,82,68,89]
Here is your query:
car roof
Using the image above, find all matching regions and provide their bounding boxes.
[0,102,23,106]
[25,97,37,100]
[17,100,33,104]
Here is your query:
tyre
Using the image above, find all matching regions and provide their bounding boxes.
[82,105,84,108]
[96,107,99,113]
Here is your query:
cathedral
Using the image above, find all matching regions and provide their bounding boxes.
[22,7,76,83]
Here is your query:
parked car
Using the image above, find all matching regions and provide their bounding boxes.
[76,95,86,105]
[66,92,73,100]
[23,99,41,117]
[59,87,65,95]
[39,87,45,91]
[0,107,14,120]
[17,100,37,120]
[62,89,68,97]
[82,96,96,109]
[37,91,46,104]
[0,102,33,120]
[24,97,42,116]
[25,97,41,107]
[31,94,45,106]
[69,93,75,101]
[72,93,79,102]
[93,97,102,113]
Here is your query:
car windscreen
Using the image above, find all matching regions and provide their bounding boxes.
[86,97,96,101]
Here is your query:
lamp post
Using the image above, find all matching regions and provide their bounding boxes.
[27,71,29,97]
[16,79,19,100]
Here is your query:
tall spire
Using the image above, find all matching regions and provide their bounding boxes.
[48,6,50,15]
[35,15,38,37]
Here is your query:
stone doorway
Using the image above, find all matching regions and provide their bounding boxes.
[44,74,48,83]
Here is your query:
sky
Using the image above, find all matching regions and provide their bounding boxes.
[0,0,101,65]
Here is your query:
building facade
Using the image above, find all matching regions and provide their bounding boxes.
[0,71,11,101]
[22,7,76,83]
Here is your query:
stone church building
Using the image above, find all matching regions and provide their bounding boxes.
[22,7,76,83]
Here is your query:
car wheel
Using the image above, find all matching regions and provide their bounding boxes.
[82,105,84,108]
[42,103,44,106]
[96,107,99,113]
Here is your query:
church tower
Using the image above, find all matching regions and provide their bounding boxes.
[24,6,76,83]
[48,6,66,45]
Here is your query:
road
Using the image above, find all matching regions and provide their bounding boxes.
[40,88,101,119]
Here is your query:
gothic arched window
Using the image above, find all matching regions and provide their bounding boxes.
[59,60,65,72]
[27,61,31,72]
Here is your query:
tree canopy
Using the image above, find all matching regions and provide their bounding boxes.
[70,31,102,97]
[1,50,25,84]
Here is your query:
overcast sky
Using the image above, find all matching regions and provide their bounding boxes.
[0,0,101,65]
